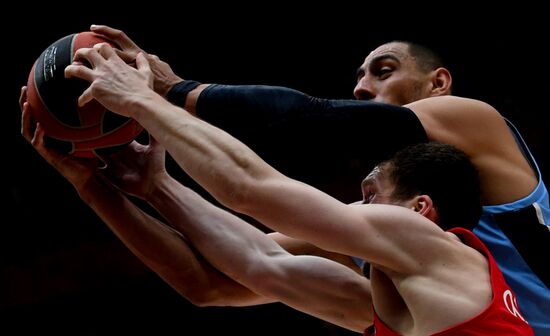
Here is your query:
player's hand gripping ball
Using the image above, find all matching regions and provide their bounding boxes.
[26,32,143,158]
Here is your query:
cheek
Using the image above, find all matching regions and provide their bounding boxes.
[383,80,422,105]
[376,82,407,105]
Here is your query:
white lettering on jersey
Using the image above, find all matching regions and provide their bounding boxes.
[503,289,527,323]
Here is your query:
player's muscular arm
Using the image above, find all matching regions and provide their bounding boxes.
[407,96,537,204]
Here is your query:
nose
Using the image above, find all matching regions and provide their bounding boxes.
[353,77,375,100]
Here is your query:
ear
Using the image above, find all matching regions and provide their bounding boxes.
[411,195,439,222]
[429,67,452,96]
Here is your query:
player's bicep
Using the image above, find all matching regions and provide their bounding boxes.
[241,175,442,274]
[239,176,367,253]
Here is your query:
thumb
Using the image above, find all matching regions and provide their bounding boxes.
[136,52,151,73]
[136,52,154,89]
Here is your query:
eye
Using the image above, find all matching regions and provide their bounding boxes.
[377,66,393,79]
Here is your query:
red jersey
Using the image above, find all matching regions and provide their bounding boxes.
[364,228,533,335]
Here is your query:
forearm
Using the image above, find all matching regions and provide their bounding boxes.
[195,84,316,130]
[79,176,265,306]
[194,84,427,148]
[163,83,429,204]
[148,175,372,332]
[147,173,288,294]
[147,173,282,305]
[132,94,276,208]
[148,172,363,275]
[127,92,356,250]
[134,85,430,210]
[129,87,429,252]
[173,84,312,121]
[193,85,429,202]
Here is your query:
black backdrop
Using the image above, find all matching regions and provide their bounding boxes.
[3,6,548,335]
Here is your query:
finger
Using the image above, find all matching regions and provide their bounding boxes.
[73,47,104,67]
[78,86,94,107]
[136,52,151,75]
[19,86,27,111]
[31,122,46,148]
[21,102,34,142]
[136,52,154,89]
[65,63,95,82]
[94,42,119,60]
[147,54,160,62]
[113,49,138,64]
[90,25,143,65]
[71,60,86,66]
[34,125,71,170]
[90,24,139,51]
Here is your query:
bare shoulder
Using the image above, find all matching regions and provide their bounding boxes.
[351,205,458,274]
[404,96,510,150]
[406,96,503,135]
[406,96,538,204]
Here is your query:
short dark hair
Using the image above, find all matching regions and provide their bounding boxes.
[402,41,445,73]
[382,142,481,231]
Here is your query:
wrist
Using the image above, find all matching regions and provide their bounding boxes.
[147,173,176,206]
[128,90,168,122]
[156,76,184,97]
[166,80,202,108]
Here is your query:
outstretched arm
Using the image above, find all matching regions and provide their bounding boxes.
[89,24,427,204]
[65,45,449,273]
[100,131,363,276]
[110,139,374,332]
[22,85,373,331]
[88,25,538,207]
[19,87,268,307]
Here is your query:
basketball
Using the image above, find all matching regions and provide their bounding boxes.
[26,32,143,158]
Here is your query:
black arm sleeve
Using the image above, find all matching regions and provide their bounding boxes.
[196,84,428,202]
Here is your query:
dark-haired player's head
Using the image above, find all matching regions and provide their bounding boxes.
[361,142,481,231]
[354,41,452,105]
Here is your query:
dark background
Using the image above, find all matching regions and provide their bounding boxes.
[3,6,548,335]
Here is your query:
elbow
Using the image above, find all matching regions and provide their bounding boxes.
[239,258,287,300]
[176,283,236,307]
[171,273,266,307]
[155,270,234,307]
[182,287,220,307]
[213,178,257,214]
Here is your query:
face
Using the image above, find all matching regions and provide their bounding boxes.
[353,42,434,106]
